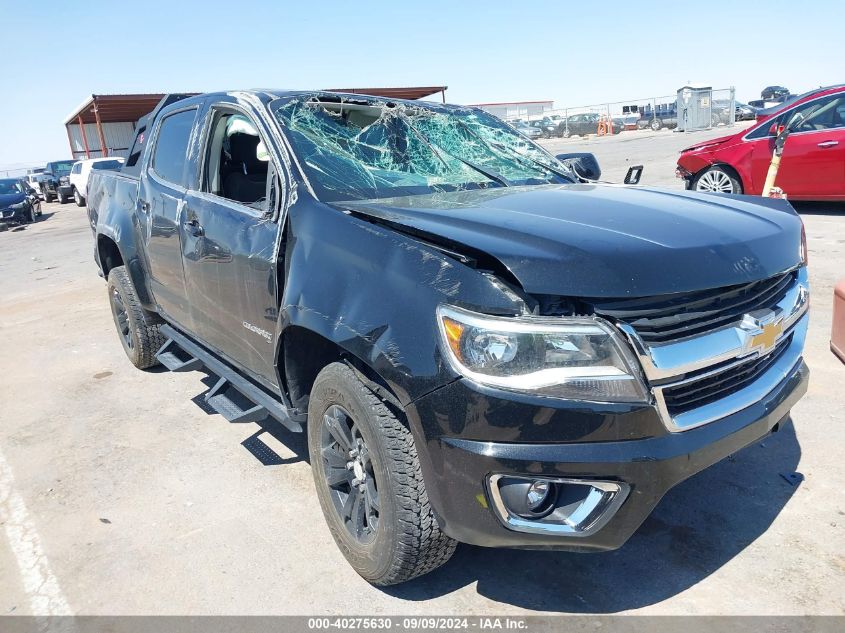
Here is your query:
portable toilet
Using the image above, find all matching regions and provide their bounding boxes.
[676,84,713,131]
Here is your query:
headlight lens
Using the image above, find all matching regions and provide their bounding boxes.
[9,202,26,210]
[437,305,648,402]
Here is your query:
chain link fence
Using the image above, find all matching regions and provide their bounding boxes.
[511,87,739,138]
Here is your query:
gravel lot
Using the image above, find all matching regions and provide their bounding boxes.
[1,126,844,615]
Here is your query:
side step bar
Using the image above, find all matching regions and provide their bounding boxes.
[156,324,302,433]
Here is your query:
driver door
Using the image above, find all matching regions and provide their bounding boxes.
[180,101,283,387]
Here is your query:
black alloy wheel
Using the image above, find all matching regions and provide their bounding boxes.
[109,286,133,351]
[320,404,380,544]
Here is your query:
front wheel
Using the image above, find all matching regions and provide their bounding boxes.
[28,206,38,223]
[107,265,165,369]
[650,118,662,131]
[308,363,456,585]
[562,128,572,138]
[694,166,743,194]
[73,188,85,207]
[57,190,69,204]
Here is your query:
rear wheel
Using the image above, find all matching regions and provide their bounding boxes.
[308,363,456,585]
[694,166,743,194]
[107,265,165,369]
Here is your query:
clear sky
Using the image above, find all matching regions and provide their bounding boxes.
[1,0,840,168]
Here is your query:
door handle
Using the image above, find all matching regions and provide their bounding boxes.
[818,141,839,148]
[183,218,204,237]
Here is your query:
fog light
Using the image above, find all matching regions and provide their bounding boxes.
[488,474,630,536]
[527,480,552,511]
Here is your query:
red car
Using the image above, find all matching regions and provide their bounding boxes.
[676,85,845,200]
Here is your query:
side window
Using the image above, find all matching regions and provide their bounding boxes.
[152,109,196,186]
[201,109,271,210]
[790,95,845,132]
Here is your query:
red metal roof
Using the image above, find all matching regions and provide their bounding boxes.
[468,100,553,107]
[64,94,189,125]
[327,86,448,101]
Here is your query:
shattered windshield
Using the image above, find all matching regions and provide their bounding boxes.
[273,96,573,202]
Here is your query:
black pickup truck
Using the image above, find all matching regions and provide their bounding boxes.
[39,159,77,203]
[87,90,809,586]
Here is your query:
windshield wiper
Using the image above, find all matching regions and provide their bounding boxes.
[488,141,575,183]
[403,116,511,188]
[444,153,512,187]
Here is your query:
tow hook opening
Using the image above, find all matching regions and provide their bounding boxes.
[488,475,629,536]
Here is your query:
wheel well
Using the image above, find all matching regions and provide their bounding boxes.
[97,235,123,277]
[281,326,401,415]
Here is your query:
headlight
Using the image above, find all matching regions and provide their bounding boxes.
[437,305,648,402]
[59,176,69,184]
[9,202,26,210]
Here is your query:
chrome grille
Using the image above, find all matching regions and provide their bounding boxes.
[592,270,797,344]
[661,334,793,416]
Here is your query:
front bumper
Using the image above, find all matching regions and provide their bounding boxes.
[58,184,73,196]
[0,207,28,224]
[408,358,808,550]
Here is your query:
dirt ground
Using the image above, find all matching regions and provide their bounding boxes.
[1,126,844,615]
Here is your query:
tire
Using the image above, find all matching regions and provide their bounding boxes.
[650,118,662,131]
[693,166,743,194]
[106,265,166,369]
[42,189,53,203]
[710,113,721,128]
[73,188,85,207]
[28,206,37,223]
[562,128,572,138]
[57,190,68,204]
[308,363,457,586]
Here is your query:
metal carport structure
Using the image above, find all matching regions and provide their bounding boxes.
[63,87,448,159]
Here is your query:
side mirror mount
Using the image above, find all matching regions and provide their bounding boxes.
[555,152,602,181]
[624,165,643,185]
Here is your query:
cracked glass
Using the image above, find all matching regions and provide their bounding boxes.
[272,95,574,202]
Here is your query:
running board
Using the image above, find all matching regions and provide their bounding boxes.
[155,339,203,372]
[156,325,302,433]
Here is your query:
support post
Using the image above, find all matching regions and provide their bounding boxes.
[77,115,91,159]
[93,97,108,157]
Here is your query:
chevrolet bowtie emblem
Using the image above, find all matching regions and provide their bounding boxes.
[749,319,784,353]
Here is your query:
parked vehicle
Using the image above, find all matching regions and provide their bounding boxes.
[39,159,76,203]
[709,100,755,126]
[68,157,125,206]
[558,113,623,137]
[636,103,677,131]
[677,85,845,199]
[88,90,809,586]
[24,173,47,199]
[0,178,42,228]
[620,105,642,129]
[755,85,845,122]
[761,85,790,102]
[528,117,557,138]
[735,102,757,121]
[513,120,543,139]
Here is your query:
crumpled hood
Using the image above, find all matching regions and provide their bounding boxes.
[681,133,737,153]
[0,192,25,209]
[339,184,803,298]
